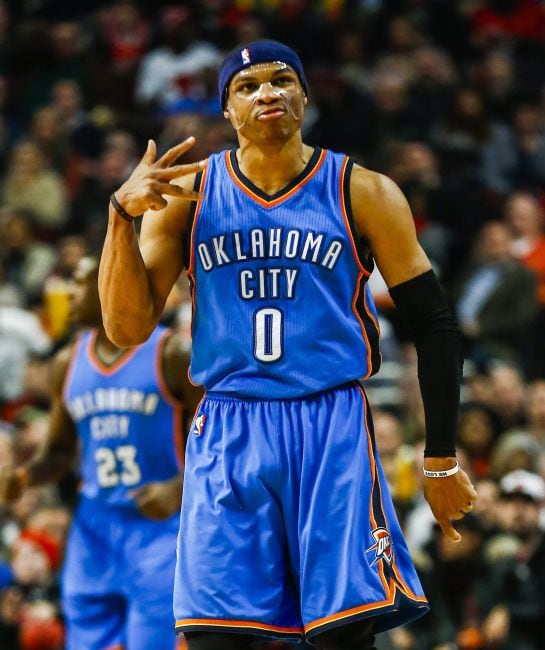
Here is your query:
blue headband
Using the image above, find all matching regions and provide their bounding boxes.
[218,40,308,109]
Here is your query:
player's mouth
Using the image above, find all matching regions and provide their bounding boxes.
[256,107,286,121]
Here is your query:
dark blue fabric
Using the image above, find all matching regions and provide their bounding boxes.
[218,40,308,109]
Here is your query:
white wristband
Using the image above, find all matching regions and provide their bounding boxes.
[423,462,459,478]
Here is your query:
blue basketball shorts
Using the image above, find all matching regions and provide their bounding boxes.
[174,383,429,643]
[62,497,179,650]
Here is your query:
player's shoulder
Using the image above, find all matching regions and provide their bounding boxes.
[350,163,402,200]
[349,162,410,219]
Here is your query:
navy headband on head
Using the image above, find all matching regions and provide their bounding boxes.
[218,40,308,109]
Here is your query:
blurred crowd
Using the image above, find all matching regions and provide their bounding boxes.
[1,0,545,648]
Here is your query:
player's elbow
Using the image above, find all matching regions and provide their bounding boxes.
[103,317,154,348]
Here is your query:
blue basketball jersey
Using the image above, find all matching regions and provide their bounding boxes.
[63,326,183,509]
[188,147,381,398]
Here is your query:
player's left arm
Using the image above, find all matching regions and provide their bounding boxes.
[132,331,203,520]
[350,165,477,542]
[161,330,204,422]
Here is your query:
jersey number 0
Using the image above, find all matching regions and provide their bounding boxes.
[253,308,283,363]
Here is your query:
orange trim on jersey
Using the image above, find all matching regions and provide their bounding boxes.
[362,279,380,334]
[187,167,208,276]
[87,330,138,376]
[186,169,207,387]
[225,148,327,208]
[175,618,303,635]
[304,592,396,635]
[339,157,374,379]
[390,561,428,602]
[359,386,390,597]
[339,157,370,280]
[304,583,428,636]
[361,386,424,603]
[362,283,381,365]
[104,645,124,650]
[61,333,84,402]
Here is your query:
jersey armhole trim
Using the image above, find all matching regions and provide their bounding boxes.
[184,169,206,272]
[341,157,373,276]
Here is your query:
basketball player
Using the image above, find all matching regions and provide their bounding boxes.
[0,256,201,650]
[98,41,477,650]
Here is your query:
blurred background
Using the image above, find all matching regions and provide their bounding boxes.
[1,0,545,648]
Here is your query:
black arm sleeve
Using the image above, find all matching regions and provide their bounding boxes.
[389,269,462,457]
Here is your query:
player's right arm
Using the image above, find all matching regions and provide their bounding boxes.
[0,346,78,503]
[99,138,206,348]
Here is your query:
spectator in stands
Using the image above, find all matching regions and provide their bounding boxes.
[482,102,545,197]
[98,0,150,74]
[134,5,221,115]
[68,140,133,249]
[478,469,545,649]
[474,49,518,123]
[488,362,528,430]
[0,209,57,304]
[20,20,91,120]
[457,401,500,478]
[408,44,458,139]
[455,221,538,371]
[0,303,50,404]
[365,68,420,169]
[506,192,545,377]
[491,429,542,478]
[1,141,68,237]
[526,381,545,448]
[28,106,69,173]
[470,0,545,47]
[387,141,452,274]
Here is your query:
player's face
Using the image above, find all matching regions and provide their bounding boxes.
[68,257,101,326]
[225,62,306,139]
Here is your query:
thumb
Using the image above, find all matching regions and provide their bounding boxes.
[439,518,461,543]
[142,139,156,164]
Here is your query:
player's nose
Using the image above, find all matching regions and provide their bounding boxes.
[256,81,278,102]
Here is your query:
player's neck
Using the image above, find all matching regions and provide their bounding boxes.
[236,137,314,195]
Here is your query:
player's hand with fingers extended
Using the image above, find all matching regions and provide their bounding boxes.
[112,137,207,218]
[130,475,182,520]
[0,466,28,504]
[423,457,477,542]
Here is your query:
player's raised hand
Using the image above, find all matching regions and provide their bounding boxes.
[423,459,477,542]
[0,466,27,504]
[112,137,207,218]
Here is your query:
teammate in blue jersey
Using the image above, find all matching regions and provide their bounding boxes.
[99,40,477,650]
[0,256,202,650]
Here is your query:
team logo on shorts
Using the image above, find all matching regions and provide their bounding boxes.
[192,414,206,436]
[241,47,251,64]
[366,527,393,567]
